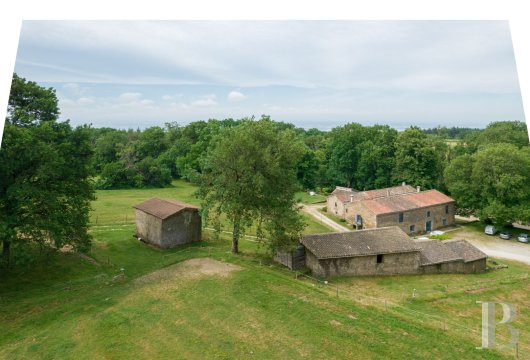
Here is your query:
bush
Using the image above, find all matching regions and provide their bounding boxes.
[429,234,450,240]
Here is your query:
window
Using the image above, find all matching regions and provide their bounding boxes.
[426,211,431,218]
[398,212,404,223]
[356,214,362,224]
[376,254,383,263]
[345,208,348,213]
[335,202,337,207]
[445,205,449,214]
[443,219,447,226]
[409,225,415,233]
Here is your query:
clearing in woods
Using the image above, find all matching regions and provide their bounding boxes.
[0,180,528,359]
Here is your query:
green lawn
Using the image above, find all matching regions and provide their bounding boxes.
[318,208,349,227]
[295,191,327,204]
[1,181,528,359]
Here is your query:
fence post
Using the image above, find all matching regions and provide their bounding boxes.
[336,285,339,298]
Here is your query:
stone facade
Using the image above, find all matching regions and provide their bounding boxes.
[376,202,456,235]
[305,249,420,277]
[327,185,456,234]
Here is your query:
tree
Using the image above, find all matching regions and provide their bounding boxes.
[392,127,444,189]
[445,144,530,226]
[326,123,365,187]
[198,119,305,254]
[1,74,94,266]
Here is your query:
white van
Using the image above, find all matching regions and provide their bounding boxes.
[485,225,497,235]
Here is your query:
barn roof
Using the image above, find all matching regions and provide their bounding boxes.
[414,239,487,266]
[362,189,454,215]
[133,198,199,220]
[415,240,463,265]
[331,184,417,203]
[301,226,420,259]
[443,239,488,263]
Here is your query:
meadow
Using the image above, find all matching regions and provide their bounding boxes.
[1,181,528,359]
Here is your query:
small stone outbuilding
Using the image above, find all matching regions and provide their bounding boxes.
[133,198,201,248]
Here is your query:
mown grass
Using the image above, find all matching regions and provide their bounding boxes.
[1,180,528,359]
[295,191,327,204]
[0,227,508,359]
[90,180,331,236]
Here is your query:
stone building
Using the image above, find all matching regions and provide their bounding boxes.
[417,239,488,274]
[133,198,201,248]
[301,227,421,277]
[327,183,455,234]
[296,227,487,278]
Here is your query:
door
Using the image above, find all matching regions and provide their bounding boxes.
[426,221,432,232]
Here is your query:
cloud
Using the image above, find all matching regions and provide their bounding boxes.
[118,92,142,102]
[227,90,247,102]
[190,94,218,107]
[77,97,94,105]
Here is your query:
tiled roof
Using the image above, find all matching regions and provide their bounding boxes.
[301,226,420,259]
[443,240,488,263]
[414,239,487,266]
[133,198,199,219]
[331,187,358,203]
[330,185,417,203]
[415,240,463,266]
[362,190,454,215]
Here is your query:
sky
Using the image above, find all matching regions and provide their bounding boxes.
[13,20,525,130]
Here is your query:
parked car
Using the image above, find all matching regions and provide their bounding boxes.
[499,231,512,240]
[517,233,529,243]
[484,225,497,235]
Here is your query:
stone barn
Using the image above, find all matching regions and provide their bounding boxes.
[133,198,201,248]
[416,239,487,273]
[301,227,421,278]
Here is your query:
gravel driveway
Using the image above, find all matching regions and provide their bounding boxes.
[449,227,530,265]
[300,203,350,233]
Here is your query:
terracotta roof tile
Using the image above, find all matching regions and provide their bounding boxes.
[362,190,454,215]
[133,198,198,219]
[331,185,417,203]
[301,226,420,259]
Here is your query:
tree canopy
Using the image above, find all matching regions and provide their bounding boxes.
[1,74,94,267]
[198,118,305,254]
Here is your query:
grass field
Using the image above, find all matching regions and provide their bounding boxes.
[1,181,529,359]
[294,191,327,204]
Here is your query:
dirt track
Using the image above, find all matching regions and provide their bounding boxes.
[300,203,350,233]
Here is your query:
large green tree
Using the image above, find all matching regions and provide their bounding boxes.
[198,119,305,254]
[0,74,94,266]
[392,127,445,189]
[445,143,530,226]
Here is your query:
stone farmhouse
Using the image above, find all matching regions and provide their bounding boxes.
[327,183,455,234]
[279,226,487,278]
[133,198,201,248]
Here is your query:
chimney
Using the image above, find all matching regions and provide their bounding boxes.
[387,189,390,196]
[350,195,354,202]
[416,186,421,193]
[402,182,406,186]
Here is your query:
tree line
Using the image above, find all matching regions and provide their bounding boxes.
[1,74,529,265]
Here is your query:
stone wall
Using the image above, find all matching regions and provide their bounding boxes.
[160,209,201,248]
[327,195,346,218]
[305,249,420,278]
[135,210,163,246]
[343,202,377,229]
[377,202,455,234]
[421,258,486,274]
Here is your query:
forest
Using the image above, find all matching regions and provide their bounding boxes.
[1,74,529,265]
